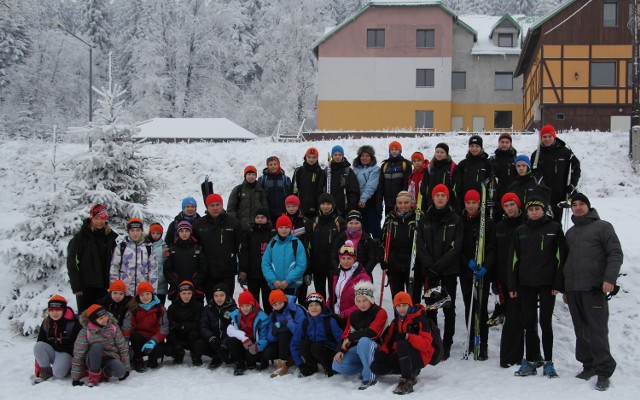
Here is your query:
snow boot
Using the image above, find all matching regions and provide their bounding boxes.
[514,360,537,377]
[39,367,53,382]
[208,356,222,370]
[543,361,558,378]
[358,380,377,390]
[595,376,610,391]
[233,361,246,376]
[298,363,318,377]
[87,369,102,387]
[133,358,145,373]
[487,314,505,327]
[392,378,415,395]
[192,357,203,367]
[174,348,185,365]
[270,359,288,378]
[576,368,596,380]
[423,286,452,309]
[147,356,159,369]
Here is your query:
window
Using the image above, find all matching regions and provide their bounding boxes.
[416,69,435,87]
[452,71,466,90]
[591,62,616,86]
[498,33,513,47]
[603,1,618,27]
[417,29,435,48]
[495,72,513,90]
[556,113,566,121]
[367,29,385,48]
[416,110,434,129]
[494,111,513,129]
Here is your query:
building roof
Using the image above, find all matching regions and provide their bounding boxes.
[460,14,530,56]
[489,13,522,38]
[312,0,477,56]
[136,118,257,140]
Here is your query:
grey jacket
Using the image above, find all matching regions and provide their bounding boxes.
[227,181,268,230]
[564,209,623,291]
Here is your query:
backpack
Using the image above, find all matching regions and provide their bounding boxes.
[269,237,298,258]
[424,316,444,366]
[271,303,308,324]
[312,215,341,233]
[382,160,408,174]
[301,312,344,339]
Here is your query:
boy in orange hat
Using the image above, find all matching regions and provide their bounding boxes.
[99,280,131,327]
[292,147,324,218]
[165,281,207,366]
[379,141,411,214]
[228,165,268,231]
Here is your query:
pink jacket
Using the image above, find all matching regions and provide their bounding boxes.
[328,264,372,320]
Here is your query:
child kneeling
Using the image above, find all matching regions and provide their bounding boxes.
[165,281,207,366]
[264,289,306,377]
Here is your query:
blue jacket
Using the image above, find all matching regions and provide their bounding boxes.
[228,308,271,352]
[290,309,342,366]
[261,234,307,289]
[354,165,380,204]
[267,295,306,343]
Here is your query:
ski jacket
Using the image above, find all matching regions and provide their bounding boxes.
[98,294,132,327]
[328,264,372,320]
[167,297,204,342]
[564,209,623,291]
[227,180,268,231]
[494,213,525,287]
[380,211,417,272]
[192,211,243,280]
[531,137,581,203]
[67,219,118,292]
[506,171,550,212]
[163,237,206,300]
[508,216,565,291]
[309,210,346,275]
[227,308,271,352]
[291,309,342,366]
[266,295,307,342]
[292,161,325,217]
[378,305,434,366]
[261,233,307,289]
[286,210,312,255]
[378,156,411,211]
[408,167,427,207]
[491,148,517,203]
[416,205,464,276]
[109,236,158,296]
[122,296,169,343]
[258,168,292,221]
[422,158,456,209]
[165,212,201,247]
[239,223,276,280]
[453,152,494,212]
[36,308,82,355]
[71,311,130,380]
[149,238,168,295]
[321,160,360,217]
[337,304,388,350]
[353,164,380,205]
[460,211,496,279]
[200,298,238,344]
[331,230,377,274]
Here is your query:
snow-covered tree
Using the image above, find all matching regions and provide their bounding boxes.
[82,0,111,51]
[0,3,31,88]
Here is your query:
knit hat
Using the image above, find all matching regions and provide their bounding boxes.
[212,283,229,297]
[411,152,424,162]
[205,193,223,207]
[318,193,335,206]
[254,207,270,219]
[393,292,413,307]
[305,147,319,158]
[108,280,126,293]
[346,210,363,224]
[396,190,414,204]
[525,196,547,210]
[127,217,143,231]
[149,223,163,234]
[357,145,375,157]
[571,192,591,209]
[176,220,192,233]
[353,280,375,304]
[285,195,300,207]
[275,214,293,229]
[339,240,357,260]
[540,124,557,139]
[87,304,108,325]
[469,135,483,147]
[268,289,288,306]
[306,292,325,306]
[244,165,257,176]
[389,141,402,151]
[136,281,154,295]
[431,184,450,200]
[464,190,480,203]
[178,280,195,292]
[515,154,531,168]
[501,192,522,209]
[181,197,197,211]
[435,143,449,154]
[498,133,512,143]
[48,295,67,311]
[89,204,108,220]
[238,288,256,307]
[331,145,344,156]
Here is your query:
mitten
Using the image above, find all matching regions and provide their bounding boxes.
[141,339,157,354]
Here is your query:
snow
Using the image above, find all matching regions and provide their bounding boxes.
[1,131,640,399]
[460,14,533,56]
[136,118,258,141]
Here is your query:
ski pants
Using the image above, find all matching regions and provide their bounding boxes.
[313,273,332,304]
[76,288,107,314]
[361,202,382,239]
[386,268,412,300]
[332,337,378,383]
[520,285,555,361]
[501,288,541,366]
[298,340,336,372]
[262,331,292,362]
[228,337,261,367]
[164,330,207,362]
[370,340,425,380]
[460,276,489,353]
[129,331,164,362]
[248,278,272,315]
[425,274,458,349]
[33,342,72,378]
[87,343,126,378]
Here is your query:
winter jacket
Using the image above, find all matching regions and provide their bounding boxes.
[531,137,581,204]
[378,305,434,366]
[267,295,307,343]
[291,309,342,366]
[508,216,565,291]
[460,211,496,279]
[564,209,623,291]
[200,297,238,345]
[309,210,346,276]
[292,161,325,217]
[378,156,411,212]
[167,297,204,342]
[422,158,456,209]
[506,171,550,212]
[36,308,82,355]
[337,304,388,350]
[491,148,517,205]
[163,237,206,299]
[258,168,292,222]
[71,311,130,380]
[453,152,494,212]
[331,230,377,275]
[99,294,132,327]
[109,236,158,296]
[192,211,243,280]
[353,164,380,206]
[240,223,275,280]
[286,210,312,255]
[122,296,169,343]
[149,238,168,295]
[227,307,271,352]
[380,211,417,272]
[416,205,464,276]
[494,212,525,287]
[67,219,118,292]
[321,160,360,217]
[328,264,372,320]
[227,180,268,231]
[261,233,307,289]
[165,212,201,247]
[408,167,427,208]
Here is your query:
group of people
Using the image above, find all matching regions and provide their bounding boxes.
[36,125,622,392]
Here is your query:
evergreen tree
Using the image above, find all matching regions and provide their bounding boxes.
[82,0,111,51]
[0,2,31,88]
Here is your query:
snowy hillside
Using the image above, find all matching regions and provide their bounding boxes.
[0,131,639,399]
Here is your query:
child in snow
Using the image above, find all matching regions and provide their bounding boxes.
[291,292,343,377]
[422,143,456,210]
[322,145,360,217]
[371,292,435,395]
[165,197,201,248]
[164,220,206,302]
[147,222,168,304]
[283,195,313,304]
[226,289,271,376]
[165,281,206,366]
[99,280,132,327]
[264,289,306,377]
[71,304,130,387]
[331,281,388,390]
[200,283,238,369]
[122,282,169,372]
[110,218,158,296]
[33,295,82,383]
[331,210,377,276]
[352,145,382,239]
[258,155,292,223]
[407,151,428,209]
[328,240,372,321]
[378,141,411,215]
[227,165,268,231]
[292,147,324,218]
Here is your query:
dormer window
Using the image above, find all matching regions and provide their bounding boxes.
[498,33,513,47]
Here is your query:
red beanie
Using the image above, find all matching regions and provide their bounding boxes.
[305,147,319,158]
[149,223,163,234]
[389,141,402,151]
[431,184,450,200]
[464,190,480,203]
[136,281,154,295]
[238,288,256,306]
[540,124,556,139]
[244,165,257,176]
[393,292,413,307]
[501,192,522,209]
[205,193,223,207]
[285,195,300,207]
[411,152,424,161]
[268,289,288,306]
[109,280,126,293]
[276,214,293,229]
[89,204,108,220]
[499,133,512,143]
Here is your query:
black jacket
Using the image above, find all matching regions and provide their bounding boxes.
[192,211,243,280]
[321,160,360,217]
[416,205,464,276]
[36,310,83,355]
[378,156,411,211]
[165,212,201,247]
[99,294,132,327]
[453,152,494,212]
[460,211,496,279]
[421,158,456,210]
[380,211,417,272]
[491,148,517,220]
[258,168,292,221]
[531,137,581,203]
[309,210,346,275]
[292,161,325,217]
[67,219,118,292]
[240,223,276,280]
[200,298,238,344]
[505,171,550,212]
[494,212,525,287]
[164,237,206,299]
[331,230,378,275]
[167,298,204,342]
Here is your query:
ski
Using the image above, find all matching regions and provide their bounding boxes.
[326,152,332,193]
[201,174,213,205]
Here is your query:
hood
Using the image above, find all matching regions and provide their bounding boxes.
[571,208,600,226]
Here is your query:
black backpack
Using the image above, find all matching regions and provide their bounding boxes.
[424,317,444,366]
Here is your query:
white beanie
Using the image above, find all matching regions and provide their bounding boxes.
[353,280,376,304]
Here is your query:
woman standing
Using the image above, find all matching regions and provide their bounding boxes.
[353,145,381,239]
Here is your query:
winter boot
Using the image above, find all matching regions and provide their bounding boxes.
[443,345,451,361]
[487,302,505,326]
[270,359,288,378]
[595,376,610,391]
[514,360,537,377]
[358,380,377,390]
[39,367,53,382]
[298,363,318,377]
[147,357,159,369]
[87,369,102,387]
[208,356,222,370]
[392,378,415,395]
[543,361,558,378]
[423,286,452,309]
[575,368,596,380]
[234,361,246,376]
[133,358,146,373]
[192,357,203,367]
[174,348,185,365]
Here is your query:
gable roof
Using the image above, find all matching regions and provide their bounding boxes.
[136,118,257,141]
[489,13,522,38]
[312,0,477,57]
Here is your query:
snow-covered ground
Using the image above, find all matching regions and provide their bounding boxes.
[1,132,639,399]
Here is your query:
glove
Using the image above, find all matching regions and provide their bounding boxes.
[474,266,487,278]
[119,371,129,381]
[468,259,477,271]
[72,380,83,387]
[141,339,157,354]
[304,274,313,286]
[242,339,254,351]
[243,339,259,355]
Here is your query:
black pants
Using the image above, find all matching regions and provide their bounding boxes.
[130,331,164,362]
[262,331,292,361]
[296,281,308,307]
[228,337,260,367]
[298,340,335,371]
[500,290,541,365]
[386,269,412,300]
[425,274,457,349]
[460,276,489,353]
[164,330,207,362]
[205,277,236,303]
[313,273,332,302]
[370,340,425,380]
[520,285,555,361]
[248,278,272,314]
[157,294,167,305]
[76,288,106,314]
[567,290,616,378]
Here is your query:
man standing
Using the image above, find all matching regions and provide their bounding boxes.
[227,165,268,231]
[563,193,623,391]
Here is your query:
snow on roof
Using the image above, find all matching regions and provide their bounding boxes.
[136,118,257,140]
[460,14,533,56]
